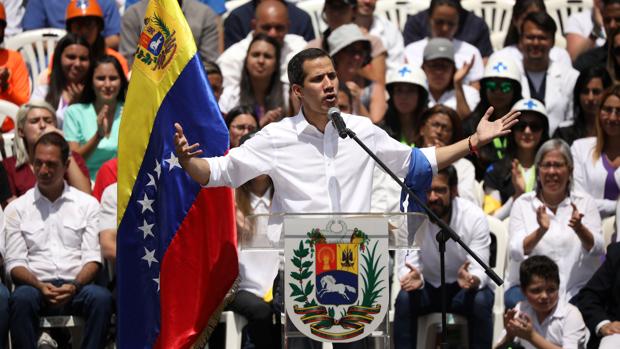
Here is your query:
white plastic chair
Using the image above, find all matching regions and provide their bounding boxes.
[546,0,593,36]
[222,0,250,20]
[296,0,327,40]
[39,316,85,349]
[602,215,617,247]
[218,310,248,349]
[4,28,67,94]
[462,0,514,51]
[375,0,418,32]
[487,215,509,345]
[0,100,19,159]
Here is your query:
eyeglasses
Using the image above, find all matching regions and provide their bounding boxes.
[600,105,620,116]
[230,124,256,132]
[539,161,567,170]
[513,120,544,132]
[484,80,513,94]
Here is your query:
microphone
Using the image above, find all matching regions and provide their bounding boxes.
[327,107,348,139]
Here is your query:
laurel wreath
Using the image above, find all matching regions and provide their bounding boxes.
[289,240,318,307]
[360,240,385,307]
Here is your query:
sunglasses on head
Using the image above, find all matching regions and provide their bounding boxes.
[484,80,513,93]
[514,120,544,132]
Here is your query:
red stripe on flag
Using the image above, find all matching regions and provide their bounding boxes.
[155,187,238,348]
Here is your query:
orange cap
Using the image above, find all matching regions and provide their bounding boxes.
[0,3,6,23]
[66,0,104,21]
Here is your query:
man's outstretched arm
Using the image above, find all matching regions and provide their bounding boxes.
[174,123,211,186]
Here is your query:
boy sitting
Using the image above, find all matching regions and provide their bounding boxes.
[495,255,588,349]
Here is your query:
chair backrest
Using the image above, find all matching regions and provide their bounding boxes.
[4,28,67,94]
[0,100,19,160]
[296,0,327,41]
[487,215,508,279]
[222,0,250,20]
[462,0,514,51]
[546,0,594,36]
[376,0,422,32]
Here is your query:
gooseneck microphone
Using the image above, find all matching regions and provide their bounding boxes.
[327,107,349,139]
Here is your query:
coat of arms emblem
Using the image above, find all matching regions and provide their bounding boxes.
[284,217,389,343]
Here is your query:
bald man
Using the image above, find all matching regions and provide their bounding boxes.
[217,0,307,90]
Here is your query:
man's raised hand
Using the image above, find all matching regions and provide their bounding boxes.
[174,123,203,166]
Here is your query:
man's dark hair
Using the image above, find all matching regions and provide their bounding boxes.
[519,255,560,288]
[34,132,70,165]
[520,11,557,39]
[436,165,458,189]
[287,48,335,86]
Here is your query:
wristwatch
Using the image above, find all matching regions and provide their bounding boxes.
[70,280,83,293]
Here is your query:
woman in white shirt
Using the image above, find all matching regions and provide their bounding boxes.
[505,139,604,310]
[571,85,620,218]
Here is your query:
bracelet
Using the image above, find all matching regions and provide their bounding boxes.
[468,135,479,157]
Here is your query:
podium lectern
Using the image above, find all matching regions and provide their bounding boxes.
[240,212,428,348]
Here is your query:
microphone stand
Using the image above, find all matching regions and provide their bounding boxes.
[339,124,502,348]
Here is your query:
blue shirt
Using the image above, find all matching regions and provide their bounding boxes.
[22,0,121,37]
[125,0,226,14]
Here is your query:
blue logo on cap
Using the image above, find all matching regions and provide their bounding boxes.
[524,100,537,109]
[492,62,507,73]
[398,66,411,77]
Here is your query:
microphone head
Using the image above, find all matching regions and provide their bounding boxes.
[327,107,340,121]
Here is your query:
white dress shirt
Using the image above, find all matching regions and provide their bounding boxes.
[238,188,280,298]
[206,110,438,214]
[565,10,606,47]
[369,14,405,76]
[507,191,604,299]
[397,197,491,289]
[4,183,102,281]
[217,32,307,89]
[99,183,118,232]
[428,84,480,112]
[404,38,484,84]
[503,299,589,349]
[571,137,620,217]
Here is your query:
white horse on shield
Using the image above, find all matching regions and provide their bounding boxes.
[317,275,356,301]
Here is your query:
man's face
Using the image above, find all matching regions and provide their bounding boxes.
[603,3,620,35]
[294,56,339,117]
[254,3,289,44]
[33,144,67,193]
[426,174,453,219]
[357,0,376,16]
[520,20,553,64]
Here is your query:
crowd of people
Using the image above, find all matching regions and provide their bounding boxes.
[0,0,619,348]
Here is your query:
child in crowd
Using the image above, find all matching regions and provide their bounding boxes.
[496,255,588,349]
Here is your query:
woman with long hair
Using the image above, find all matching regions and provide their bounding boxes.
[505,139,603,309]
[63,55,128,181]
[2,100,91,199]
[605,27,620,82]
[219,34,286,127]
[554,66,612,145]
[464,56,523,179]
[32,33,92,128]
[484,98,550,220]
[572,84,620,218]
[382,64,429,145]
[225,105,259,148]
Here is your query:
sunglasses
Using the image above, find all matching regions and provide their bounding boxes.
[514,120,544,132]
[484,80,513,93]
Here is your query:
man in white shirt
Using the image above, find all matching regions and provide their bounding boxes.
[6,133,112,349]
[393,166,493,349]
[354,0,404,76]
[217,0,307,90]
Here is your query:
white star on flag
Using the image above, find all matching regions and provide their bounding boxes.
[154,159,161,179]
[146,173,157,189]
[153,274,160,292]
[142,247,158,267]
[137,193,154,213]
[138,219,154,239]
[165,152,181,171]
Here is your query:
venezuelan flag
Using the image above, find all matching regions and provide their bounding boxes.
[116,0,237,347]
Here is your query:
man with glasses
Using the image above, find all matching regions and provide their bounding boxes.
[393,165,494,349]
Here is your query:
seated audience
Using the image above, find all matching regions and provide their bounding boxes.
[500,0,572,67]
[337,81,353,114]
[217,1,306,91]
[223,0,314,49]
[225,105,259,149]
[63,55,127,181]
[463,56,523,179]
[404,0,484,85]
[22,0,121,50]
[571,84,620,218]
[2,100,90,198]
[65,0,128,75]
[32,33,92,128]
[403,0,492,59]
[219,34,287,126]
[566,0,605,62]
[421,38,479,119]
[6,132,113,349]
[574,0,620,73]
[493,11,578,135]
[0,3,30,106]
[381,64,429,145]
[204,60,223,103]
[354,0,404,76]
[606,27,620,82]
[120,0,220,67]
[554,66,612,146]
[484,98,550,220]
[125,0,227,15]
[496,255,588,349]
[394,166,493,349]
[505,139,604,309]
[577,242,620,349]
